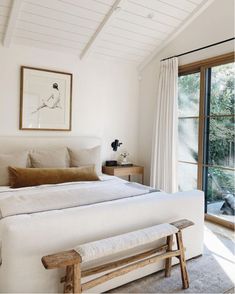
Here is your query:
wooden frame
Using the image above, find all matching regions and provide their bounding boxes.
[179,52,234,75]
[178,52,235,229]
[42,219,193,293]
[20,66,73,131]
[205,213,235,231]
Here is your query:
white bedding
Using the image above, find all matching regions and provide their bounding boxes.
[0,175,204,293]
[0,176,158,219]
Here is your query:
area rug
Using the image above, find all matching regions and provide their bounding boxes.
[108,226,234,293]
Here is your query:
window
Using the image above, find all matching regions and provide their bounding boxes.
[178,72,200,191]
[178,53,235,225]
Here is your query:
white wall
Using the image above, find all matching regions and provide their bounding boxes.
[0,44,140,162]
[138,0,235,184]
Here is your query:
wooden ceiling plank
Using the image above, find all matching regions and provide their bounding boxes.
[17,19,90,43]
[23,1,102,25]
[159,0,197,12]
[129,0,189,20]
[104,29,161,47]
[59,0,113,15]
[123,1,183,24]
[117,9,180,28]
[19,11,95,36]
[108,25,164,42]
[112,17,172,36]
[80,0,126,59]
[138,0,216,71]
[3,0,23,47]
[15,27,87,46]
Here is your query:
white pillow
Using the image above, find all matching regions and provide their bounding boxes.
[69,146,101,174]
[30,147,70,168]
[0,151,28,186]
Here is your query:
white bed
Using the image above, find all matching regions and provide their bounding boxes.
[0,136,204,293]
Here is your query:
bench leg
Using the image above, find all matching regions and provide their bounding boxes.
[73,263,82,294]
[165,235,173,277]
[64,263,82,294]
[176,231,189,289]
[64,265,74,293]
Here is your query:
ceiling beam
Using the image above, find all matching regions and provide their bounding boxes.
[80,0,126,59]
[138,0,216,72]
[3,0,23,47]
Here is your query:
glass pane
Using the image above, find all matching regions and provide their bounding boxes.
[178,162,198,191]
[206,167,235,223]
[210,62,235,115]
[207,116,235,168]
[178,118,198,162]
[178,72,200,117]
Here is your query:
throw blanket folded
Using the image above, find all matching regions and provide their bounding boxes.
[0,178,158,219]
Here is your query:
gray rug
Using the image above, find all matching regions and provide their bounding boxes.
[108,228,234,293]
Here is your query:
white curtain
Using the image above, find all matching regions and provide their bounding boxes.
[150,58,178,193]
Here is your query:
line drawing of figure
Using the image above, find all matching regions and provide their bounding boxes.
[32,83,61,114]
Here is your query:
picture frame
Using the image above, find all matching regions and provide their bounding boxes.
[20,66,73,131]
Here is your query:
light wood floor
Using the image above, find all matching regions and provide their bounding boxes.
[205,220,235,241]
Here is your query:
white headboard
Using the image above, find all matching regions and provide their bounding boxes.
[0,136,102,153]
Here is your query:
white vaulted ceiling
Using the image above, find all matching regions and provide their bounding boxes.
[0,0,213,67]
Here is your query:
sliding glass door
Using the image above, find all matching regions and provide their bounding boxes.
[178,53,235,225]
[203,63,235,222]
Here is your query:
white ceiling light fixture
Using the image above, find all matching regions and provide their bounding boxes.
[147,13,155,19]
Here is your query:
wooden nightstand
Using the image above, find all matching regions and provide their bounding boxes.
[102,165,144,184]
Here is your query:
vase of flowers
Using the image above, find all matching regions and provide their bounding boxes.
[118,151,133,166]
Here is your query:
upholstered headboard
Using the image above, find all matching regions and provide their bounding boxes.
[0,136,102,153]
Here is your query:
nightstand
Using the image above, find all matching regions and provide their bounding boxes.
[102,165,144,184]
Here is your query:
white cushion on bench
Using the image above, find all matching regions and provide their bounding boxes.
[75,223,178,262]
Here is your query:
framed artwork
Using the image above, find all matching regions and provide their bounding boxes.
[20,66,72,131]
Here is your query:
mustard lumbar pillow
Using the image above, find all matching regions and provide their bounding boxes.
[8,165,99,188]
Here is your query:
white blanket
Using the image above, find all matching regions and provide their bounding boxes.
[0,177,158,218]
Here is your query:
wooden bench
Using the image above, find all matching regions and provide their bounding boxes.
[42,219,194,293]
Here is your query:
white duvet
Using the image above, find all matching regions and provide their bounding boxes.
[0,176,158,218]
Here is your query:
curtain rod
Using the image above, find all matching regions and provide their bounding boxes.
[161,37,235,62]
